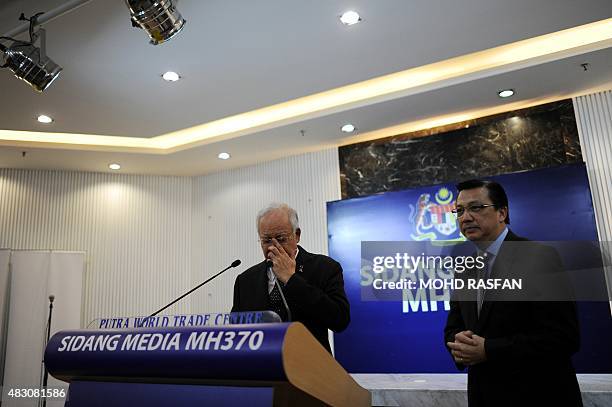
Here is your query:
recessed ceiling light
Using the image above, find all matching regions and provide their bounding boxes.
[340,11,361,26]
[498,89,515,98]
[162,71,180,82]
[109,163,121,170]
[217,152,231,160]
[37,114,53,124]
[341,124,356,133]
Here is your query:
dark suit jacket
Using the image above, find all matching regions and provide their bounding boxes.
[231,245,350,352]
[444,230,582,407]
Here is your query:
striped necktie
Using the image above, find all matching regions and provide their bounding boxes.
[477,251,490,317]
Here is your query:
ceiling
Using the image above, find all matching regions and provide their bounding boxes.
[0,0,611,176]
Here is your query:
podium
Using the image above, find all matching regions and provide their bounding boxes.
[44,322,370,406]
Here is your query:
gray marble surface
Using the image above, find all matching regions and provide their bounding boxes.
[339,100,581,199]
[351,374,612,407]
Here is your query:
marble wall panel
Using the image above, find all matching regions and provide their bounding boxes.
[339,100,582,199]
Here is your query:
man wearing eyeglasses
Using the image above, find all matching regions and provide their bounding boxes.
[231,203,350,353]
[444,179,582,407]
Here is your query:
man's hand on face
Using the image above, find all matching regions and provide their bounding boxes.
[447,330,487,366]
[267,239,296,284]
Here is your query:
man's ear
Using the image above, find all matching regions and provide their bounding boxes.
[295,228,301,243]
[498,207,508,223]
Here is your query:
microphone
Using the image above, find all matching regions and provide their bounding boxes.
[266,258,292,322]
[149,259,241,318]
[49,295,55,303]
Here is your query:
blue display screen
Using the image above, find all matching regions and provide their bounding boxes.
[328,163,612,372]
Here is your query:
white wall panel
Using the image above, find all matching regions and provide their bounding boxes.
[47,251,85,403]
[574,90,612,243]
[0,170,193,325]
[191,148,341,314]
[2,251,49,407]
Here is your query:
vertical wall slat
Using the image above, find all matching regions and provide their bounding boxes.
[573,89,612,312]
[574,90,612,242]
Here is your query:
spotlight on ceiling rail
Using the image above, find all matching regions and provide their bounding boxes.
[125,0,186,45]
[0,13,62,92]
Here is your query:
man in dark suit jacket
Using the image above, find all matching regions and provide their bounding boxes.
[444,179,582,407]
[231,203,350,353]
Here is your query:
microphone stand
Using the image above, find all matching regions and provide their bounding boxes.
[149,260,241,318]
[40,295,54,407]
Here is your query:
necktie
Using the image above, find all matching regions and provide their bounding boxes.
[477,252,490,317]
[268,282,288,321]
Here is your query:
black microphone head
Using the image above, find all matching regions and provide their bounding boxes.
[265,259,273,268]
[231,259,241,268]
[49,295,55,303]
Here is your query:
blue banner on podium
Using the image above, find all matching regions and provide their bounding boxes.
[46,323,290,383]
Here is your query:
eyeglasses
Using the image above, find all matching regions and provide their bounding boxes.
[451,204,497,217]
[259,234,294,245]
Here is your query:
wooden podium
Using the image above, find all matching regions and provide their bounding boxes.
[44,322,370,406]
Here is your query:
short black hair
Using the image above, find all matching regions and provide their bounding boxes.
[456,179,510,224]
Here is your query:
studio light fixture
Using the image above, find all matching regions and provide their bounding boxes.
[0,13,62,92]
[125,0,186,45]
[109,163,121,170]
[498,89,515,98]
[217,152,231,160]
